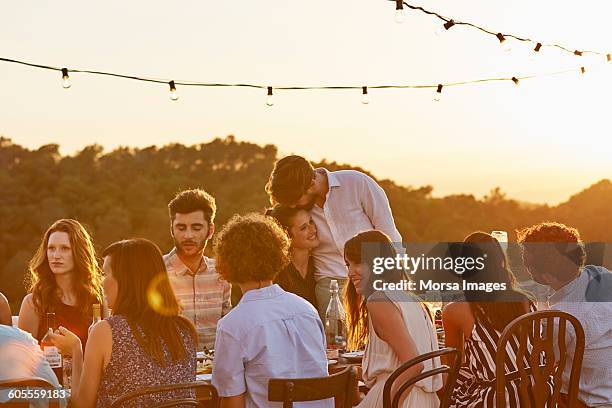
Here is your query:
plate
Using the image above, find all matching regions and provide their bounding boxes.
[327,360,337,365]
[341,351,364,361]
[197,373,212,381]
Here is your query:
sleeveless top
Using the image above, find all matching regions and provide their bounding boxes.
[449,303,551,407]
[362,290,443,393]
[96,315,196,408]
[36,302,92,350]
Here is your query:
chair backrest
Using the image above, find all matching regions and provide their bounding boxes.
[382,347,462,408]
[0,377,60,408]
[495,310,585,408]
[268,365,358,408]
[109,381,218,408]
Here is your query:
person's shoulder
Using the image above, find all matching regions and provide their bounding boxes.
[442,301,471,321]
[282,290,319,315]
[0,324,38,347]
[332,169,372,181]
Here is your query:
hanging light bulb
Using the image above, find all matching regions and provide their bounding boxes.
[606,54,611,62]
[168,81,179,101]
[574,50,583,56]
[361,86,370,104]
[580,66,586,75]
[394,0,405,23]
[534,43,542,53]
[496,33,512,52]
[511,77,520,86]
[61,68,71,89]
[435,19,455,36]
[266,86,274,106]
[434,84,443,102]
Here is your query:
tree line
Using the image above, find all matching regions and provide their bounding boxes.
[1,135,610,311]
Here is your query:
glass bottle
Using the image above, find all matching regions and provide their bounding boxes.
[40,312,63,382]
[324,279,347,358]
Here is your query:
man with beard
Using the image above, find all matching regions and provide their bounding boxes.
[164,189,231,350]
[519,222,612,408]
[265,155,402,319]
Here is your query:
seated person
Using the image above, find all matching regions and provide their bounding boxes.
[266,205,319,308]
[18,219,104,349]
[344,230,442,408]
[0,324,60,408]
[519,222,612,408]
[443,232,537,407]
[49,238,197,408]
[211,213,332,408]
[164,188,232,350]
[0,292,11,326]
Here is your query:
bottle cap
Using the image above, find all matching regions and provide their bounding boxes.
[330,279,338,291]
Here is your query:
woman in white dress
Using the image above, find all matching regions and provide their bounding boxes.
[343,230,442,408]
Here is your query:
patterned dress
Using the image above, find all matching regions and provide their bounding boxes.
[449,304,551,407]
[96,315,196,408]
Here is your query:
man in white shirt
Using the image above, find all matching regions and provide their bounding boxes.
[211,213,332,408]
[519,222,612,408]
[265,155,403,319]
[0,324,61,408]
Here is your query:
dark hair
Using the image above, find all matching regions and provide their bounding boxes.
[214,213,290,284]
[265,155,315,206]
[517,222,586,280]
[461,232,532,332]
[168,189,216,224]
[343,230,408,351]
[102,238,197,365]
[265,205,302,235]
[27,219,103,321]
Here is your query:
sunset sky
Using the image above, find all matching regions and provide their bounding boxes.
[1,0,611,204]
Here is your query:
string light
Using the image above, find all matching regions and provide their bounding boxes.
[61,68,71,89]
[434,84,442,102]
[574,50,583,56]
[435,19,455,36]
[361,86,370,104]
[394,0,405,23]
[496,33,512,52]
[580,66,586,75]
[391,1,605,58]
[169,80,179,101]
[1,57,609,104]
[607,54,611,62]
[511,77,520,86]
[534,43,542,53]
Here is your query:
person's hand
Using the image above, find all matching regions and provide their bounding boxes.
[48,326,82,357]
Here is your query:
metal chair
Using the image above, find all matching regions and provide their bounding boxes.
[109,381,218,408]
[268,365,358,408]
[495,310,585,408]
[382,348,462,408]
[0,377,61,408]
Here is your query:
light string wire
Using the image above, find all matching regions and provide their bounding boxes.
[394,0,608,56]
[0,56,607,95]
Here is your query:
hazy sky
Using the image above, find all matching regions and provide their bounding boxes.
[1,0,611,204]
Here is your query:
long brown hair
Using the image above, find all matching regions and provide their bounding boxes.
[102,238,196,365]
[462,232,533,331]
[27,219,103,318]
[343,230,408,351]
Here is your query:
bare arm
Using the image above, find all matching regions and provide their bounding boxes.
[220,394,245,408]
[50,321,111,408]
[0,292,11,326]
[367,298,424,400]
[18,294,40,338]
[441,302,473,370]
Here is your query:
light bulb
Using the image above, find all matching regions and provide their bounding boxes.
[395,9,405,23]
[361,86,369,104]
[496,33,512,52]
[436,19,454,35]
[607,53,611,63]
[61,68,71,89]
[511,77,520,86]
[434,84,442,102]
[168,81,179,101]
[266,87,274,106]
[579,66,586,75]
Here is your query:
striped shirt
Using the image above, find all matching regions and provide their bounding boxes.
[163,248,232,350]
[449,303,549,407]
